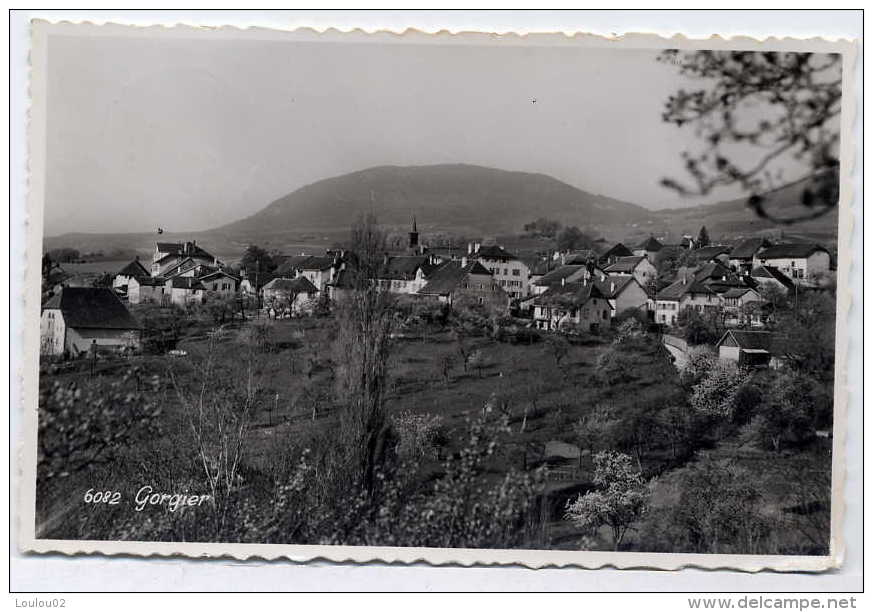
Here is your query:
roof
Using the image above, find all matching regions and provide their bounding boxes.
[475,244,518,261]
[749,265,795,290]
[534,264,587,287]
[534,281,607,307]
[563,250,599,265]
[694,261,735,282]
[376,255,437,281]
[691,245,731,261]
[637,236,663,252]
[716,330,781,352]
[133,276,166,287]
[155,241,215,260]
[756,243,830,259]
[168,277,204,290]
[299,256,335,271]
[604,256,647,274]
[598,243,634,262]
[729,237,771,259]
[43,287,141,330]
[417,261,493,295]
[655,277,716,301]
[198,269,240,283]
[116,259,149,278]
[593,275,638,298]
[722,286,759,299]
[262,276,318,294]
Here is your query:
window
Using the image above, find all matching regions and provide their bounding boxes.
[512,269,520,276]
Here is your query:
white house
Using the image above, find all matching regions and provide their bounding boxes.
[752,243,832,286]
[40,287,141,356]
[594,275,650,317]
[470,243,531,300]
[151,241,219,277]
[112,259,149,291]
[654,277,720,326]
[603,255,658,289]
[262,277,319,314]
[165,277,205,306]
[532,279,612,333]
[374,255,440,295]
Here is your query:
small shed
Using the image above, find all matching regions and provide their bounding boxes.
[716,330,781,369]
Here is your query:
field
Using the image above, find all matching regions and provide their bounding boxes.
[35,301,833,553]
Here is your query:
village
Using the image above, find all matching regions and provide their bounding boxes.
[39,218,835,372]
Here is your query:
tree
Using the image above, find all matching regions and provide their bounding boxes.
[38,368,163,484]
[545,334,570,368]
[332,214,397,495]
[240,244,278,289]
[523,217,562,238]
[696,225,710,248]
[556,226,595,252]
[565,451,650,550]
[658,50,841,224]
[689,361,749,418]
[46,247,80,263]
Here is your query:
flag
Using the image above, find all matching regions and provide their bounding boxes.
[157,227,164,234]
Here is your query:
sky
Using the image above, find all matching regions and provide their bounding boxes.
[44,33,815,236]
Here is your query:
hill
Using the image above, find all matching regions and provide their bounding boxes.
[215,164,654,237]
[652,169,840,242]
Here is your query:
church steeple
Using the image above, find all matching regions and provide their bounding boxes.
[408,216,419,251]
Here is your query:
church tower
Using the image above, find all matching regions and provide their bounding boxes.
[408,216,419,251]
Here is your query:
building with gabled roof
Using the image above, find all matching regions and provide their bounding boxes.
[40,287,141,356]
[603,255,658,288]
[262,276,319,315]
[199,269,241,298]
[654,276,720,326]
[749,265,795,293]
[533,264,606,295]
[112,258,150,291]
[151,240,218,277]
[532,279,612,332]
[594,275,650,317]
[598,242,634,266]
[127,275,167,305]
[752,243,832,286]
[469,243,531,300]
[716,329,784,368]
[729,237,772,273]
[634,236,664,260]
[417,260,509,313]
[374,254,440,294]
[165,276,205,306]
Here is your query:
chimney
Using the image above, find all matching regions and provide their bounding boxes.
[461,256,468,268]
[467,242,473,255]
[383,252,389,266]
[611,281,616,293]
[561,253,566,265]
[474,242,481,253]
[561,277,565,287]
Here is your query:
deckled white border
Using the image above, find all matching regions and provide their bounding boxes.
[18,20,858,572]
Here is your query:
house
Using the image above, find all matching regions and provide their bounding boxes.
[417,260,509,313]
[722,286,763,327]
[603,255,658,288]
[151,241,218,277]
[470,243,531,300]
[40,287,141,356]
[532,264,605,295]
[594,275,650,318]
[159,257,219,281]
[261,277,319,315]
[688,245,731,266]
[198,270,241,298]
[654,277,720,326]
[532,279,612,333]
[127,276,168,305]
[716,330,783,369]
[295,256,339,292]
[112,258,150,291]
[165,277,205,306]
[374,255,440,294]
[749,265,795,294]
[752,243,832,286]
[633,236,663,261]
[598,243,634,267]
[728,237,772,273]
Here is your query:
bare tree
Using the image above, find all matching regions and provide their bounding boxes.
[658,50,841,223]
[332,214,397,494]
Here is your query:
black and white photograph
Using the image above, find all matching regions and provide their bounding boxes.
[19,21,855,571]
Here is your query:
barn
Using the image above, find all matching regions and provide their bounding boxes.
[40,287,141,356]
